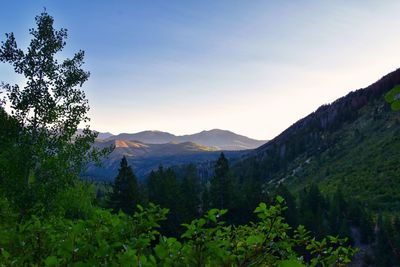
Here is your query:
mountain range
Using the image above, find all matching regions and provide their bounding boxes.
[83,129,261,180]
[98,129,266,151]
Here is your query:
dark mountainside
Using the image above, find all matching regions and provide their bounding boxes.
[104,129,267,150]
[234,68,400,210]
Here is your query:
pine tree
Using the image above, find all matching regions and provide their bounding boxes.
[179,164,201,222]
[298,184,326,238]
[109,156,139,215]
[328,186,346,235]
[201,183,210,214]
[275,184,298,227]
[146,165,182,236]
[210,153,233,210]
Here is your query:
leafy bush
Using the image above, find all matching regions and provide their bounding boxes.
[0,197,355,266]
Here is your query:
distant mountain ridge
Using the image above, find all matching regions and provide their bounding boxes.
[94,139,216,158]
[83,129,265,180]
[85,138,246,180]
[99,129,267,151]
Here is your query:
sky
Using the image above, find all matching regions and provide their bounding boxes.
[1,1,400,140]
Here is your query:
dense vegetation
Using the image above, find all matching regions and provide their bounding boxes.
[101,153,400,266]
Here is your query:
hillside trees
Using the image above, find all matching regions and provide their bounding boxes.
[0,11,101,214]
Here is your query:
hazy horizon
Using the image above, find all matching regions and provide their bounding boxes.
[1,1,400,139]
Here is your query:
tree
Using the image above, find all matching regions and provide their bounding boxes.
[275,183,298,227]
[298,183,327,238]
[0,11,100,214]
[210,153,234,211]
[179,164,201,222]
[108,156,139,214]
[147,166,183,236]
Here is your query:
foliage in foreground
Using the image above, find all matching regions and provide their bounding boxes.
[0,196,355,266]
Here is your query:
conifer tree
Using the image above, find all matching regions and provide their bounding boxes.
[275,184,298,227]
[210,153,233,210]
[146,165,182,236]
[109,156,139,214]
[201,184,210,214]
[179,164,201,222]
[298,184,326,238]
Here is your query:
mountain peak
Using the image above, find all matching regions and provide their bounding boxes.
[203,129,232,134]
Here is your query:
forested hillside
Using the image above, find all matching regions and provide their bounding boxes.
[235,68,400,210]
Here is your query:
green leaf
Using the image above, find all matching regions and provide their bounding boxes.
[198,218,206,227]
[276,195,285,204]
[1,249,10,259]
[391,101,400,111]
[246,234,264,245]
[154,244,168,259]
[385,85,400,110]
[44,256,59,266]
[254,202,267,213]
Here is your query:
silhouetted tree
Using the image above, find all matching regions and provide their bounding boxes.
[147,165,182,236]
[276,184,298,227]
[109,156,139,214]
[179,164,201,222]
[210,153,234,210]
[298,183,326,238]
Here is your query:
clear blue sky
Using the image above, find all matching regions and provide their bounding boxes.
[1,1,400,139]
